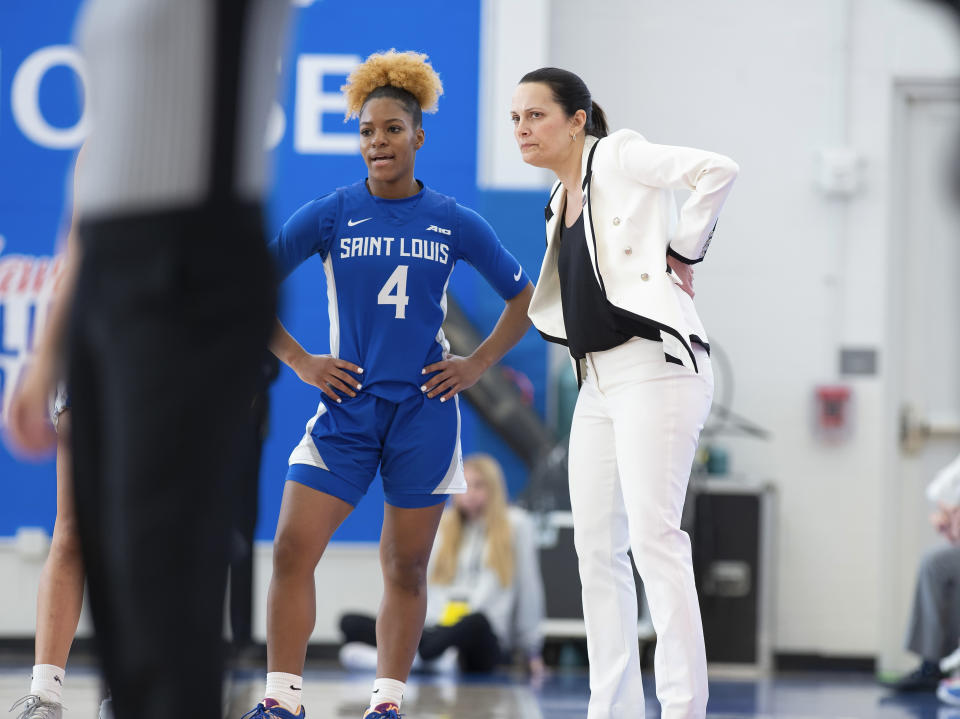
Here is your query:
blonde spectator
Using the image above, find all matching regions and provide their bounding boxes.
[340,453,546,679]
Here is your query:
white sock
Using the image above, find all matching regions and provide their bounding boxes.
[368,677,405,712]
[30,664,65,704]
[264,672,303,712]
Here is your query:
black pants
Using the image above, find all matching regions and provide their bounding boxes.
[229,354,276,648]
[68,205,275,719]
[340,612,502,673]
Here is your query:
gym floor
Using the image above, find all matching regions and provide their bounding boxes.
[0,661,952,718]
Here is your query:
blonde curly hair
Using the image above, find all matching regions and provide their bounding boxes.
[341,49,443,122]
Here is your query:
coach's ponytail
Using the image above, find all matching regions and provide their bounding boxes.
[588,101,609,139]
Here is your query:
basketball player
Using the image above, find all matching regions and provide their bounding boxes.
[240,50,533,719]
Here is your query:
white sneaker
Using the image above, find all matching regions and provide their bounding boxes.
[943,646,960,674]
[939,677,960,706]
[98,696,113,719]
[9,696,62,719]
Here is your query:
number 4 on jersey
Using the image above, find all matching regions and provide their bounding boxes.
[377,265,410,319]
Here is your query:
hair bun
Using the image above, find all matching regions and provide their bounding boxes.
[342,49,444,119]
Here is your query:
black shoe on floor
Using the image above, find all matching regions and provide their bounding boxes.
[882,660,945,692]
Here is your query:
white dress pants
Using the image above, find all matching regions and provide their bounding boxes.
[568,338,714,719]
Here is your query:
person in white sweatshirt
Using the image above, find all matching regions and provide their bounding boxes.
[339,453,545,678]
[883,452,960,694]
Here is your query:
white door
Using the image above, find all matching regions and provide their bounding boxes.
[880,81,960,674]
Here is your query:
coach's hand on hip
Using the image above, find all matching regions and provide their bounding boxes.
[667,255,695,299]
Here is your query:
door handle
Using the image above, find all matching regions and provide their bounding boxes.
[900,403,960,455]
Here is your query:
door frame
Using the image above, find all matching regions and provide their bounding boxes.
[879,78,960,674]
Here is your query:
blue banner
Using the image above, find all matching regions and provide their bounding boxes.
[1,0,547,542]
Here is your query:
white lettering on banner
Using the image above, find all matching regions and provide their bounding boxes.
[7,46,361,155]
[0,246,63,422]
[11,46,89,149]
[265,102,286,151]
[295,54,361,155]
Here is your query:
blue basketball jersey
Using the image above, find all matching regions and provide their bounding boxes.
[270,180,529,401]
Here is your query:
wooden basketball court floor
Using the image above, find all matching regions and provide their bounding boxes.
[0,662,955,718]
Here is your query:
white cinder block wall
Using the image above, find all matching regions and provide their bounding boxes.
[541,0,960,661]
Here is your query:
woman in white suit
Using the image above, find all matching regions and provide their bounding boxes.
[510,68,739,719]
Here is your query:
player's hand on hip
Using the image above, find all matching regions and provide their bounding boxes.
[3,361,57,457]
[666,255,695,299]
[292,354,363,404]
[421,354,486,402]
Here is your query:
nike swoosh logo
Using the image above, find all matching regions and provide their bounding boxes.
[513,267,523,281]
[290,685,302,691]
[347,217,372,227]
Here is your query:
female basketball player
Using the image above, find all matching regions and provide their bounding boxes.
[512,68,738,718]
[7,149,111,719]
[241,51,533,719]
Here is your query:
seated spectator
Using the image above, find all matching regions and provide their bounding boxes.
[339,453,545,678]
[884,452,960,693]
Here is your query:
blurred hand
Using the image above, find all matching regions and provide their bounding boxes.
[4,359,57,457]
[667,255,695,299]
[421,354,487,402]
[290,354,363,404]
[528,655,547,687]
[932,506,952,536]
[946,507,960,544]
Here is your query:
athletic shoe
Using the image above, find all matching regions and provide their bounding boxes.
[363,702,402,719]
[98,696,114,719]
[939,677,960,706]
[882,660,945,691]
[241,698,305,718]
[943,646,960,675]
[8,696,62,719]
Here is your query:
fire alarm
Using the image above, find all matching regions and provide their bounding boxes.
[814,385,853,441]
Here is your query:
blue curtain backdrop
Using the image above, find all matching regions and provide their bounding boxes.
[0,0,549,542]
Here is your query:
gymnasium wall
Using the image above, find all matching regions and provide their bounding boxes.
[535,0,959,659]
[0,0,549,639]
[2,0,959,661]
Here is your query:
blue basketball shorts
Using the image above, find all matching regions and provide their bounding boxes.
[286,391,466,508]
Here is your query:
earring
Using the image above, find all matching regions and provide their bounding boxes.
[571,132,577,141]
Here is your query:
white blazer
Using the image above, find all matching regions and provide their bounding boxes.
[527,130,739,371]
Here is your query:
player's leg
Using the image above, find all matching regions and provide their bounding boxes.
[364,394,463,716]
[266,480,353,675]
[252,397,381,717]
[377,500,446,678]
[372,500,445,708]
[32,409,85,685]
[14,407,86,719]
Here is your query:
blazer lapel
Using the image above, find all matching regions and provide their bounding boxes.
[579,136,603,289]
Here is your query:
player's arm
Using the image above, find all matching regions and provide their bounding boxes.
[422,208,533,402]
[5,148,84,455]
[269,321,362,404]
[266,193,363,403]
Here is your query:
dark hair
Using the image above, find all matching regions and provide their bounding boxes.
[362,85,423,129]
[519,67,609,138]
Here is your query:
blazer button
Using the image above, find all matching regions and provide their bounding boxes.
[641,273,650,281]
[613,217,621,226]
[624,246,632,255]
